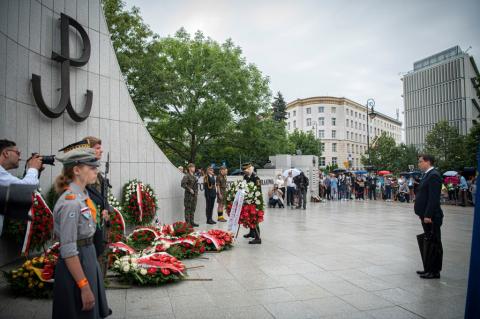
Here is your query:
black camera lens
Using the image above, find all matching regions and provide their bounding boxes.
[41,155,55,166]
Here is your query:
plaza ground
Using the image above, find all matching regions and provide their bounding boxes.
[0,200,473,319]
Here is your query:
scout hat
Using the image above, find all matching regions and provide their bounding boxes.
[57,141,100,167]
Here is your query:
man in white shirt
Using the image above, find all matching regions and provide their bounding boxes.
[0,139,43,236]
[285,171,296,208]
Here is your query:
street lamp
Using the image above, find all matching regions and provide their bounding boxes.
[366,98,377,166]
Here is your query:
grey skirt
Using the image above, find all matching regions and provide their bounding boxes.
[52,244,110,319]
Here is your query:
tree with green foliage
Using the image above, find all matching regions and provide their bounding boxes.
[361,133,399,171]
[424,121,466,171]
[287,130,322,158]
[272,92,287,122]
[465,121,480,167]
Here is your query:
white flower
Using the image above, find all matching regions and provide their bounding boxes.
[255,200,261,205]
[140,268,147,275]
[255,192,261,196]
[114,260,120,267]
[122,265,130,272]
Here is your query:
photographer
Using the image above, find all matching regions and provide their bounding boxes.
[0,139,44,236]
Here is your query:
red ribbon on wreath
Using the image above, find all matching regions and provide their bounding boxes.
[136,183,144,222]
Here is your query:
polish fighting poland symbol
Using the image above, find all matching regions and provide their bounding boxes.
[31,13,92,122]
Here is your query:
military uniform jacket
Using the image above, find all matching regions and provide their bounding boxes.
[244,173,262,191]
[216,174,227,195]
[54,182,96,259]
[181,173,198,196]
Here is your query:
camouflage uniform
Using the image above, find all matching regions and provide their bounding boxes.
[216,173,227,219]
[181,173,198,225]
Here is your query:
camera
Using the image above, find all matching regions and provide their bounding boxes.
[32,153,55,166]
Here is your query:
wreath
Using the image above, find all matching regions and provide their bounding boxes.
[122,179,157,225]
[107,191,126,243]
[3,192,54,255]
[160,221,194,237]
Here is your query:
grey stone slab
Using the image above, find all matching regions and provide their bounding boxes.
[223,305,274,319]
[6,38,18,100]
[64,0,76,18]
[264,300,317,319]
[0,33,6,97]
[88,0,100,31]
[302,296,359,317]
[373,288,426,305]
[76,0,88,27]
[170,292,215,313]
[367,306,422,319]
[125,292,172,317]
[285,284,333,300]
[316,279,367,296]
[40,4,53,58]
[18,0,30,48]
[249,287,297,304]
[340,291,393,311]
[16,45,30,104]
[0,0,8,34]
[7,0,19,41]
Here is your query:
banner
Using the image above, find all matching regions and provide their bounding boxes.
[227,189,245,233]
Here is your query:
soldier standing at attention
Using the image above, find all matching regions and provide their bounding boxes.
[204,166,217,224]
[82,136,111,278]
[242,163,262,244]
[52,142,110,319]
[181,163,199,227]
[216,166,228,222]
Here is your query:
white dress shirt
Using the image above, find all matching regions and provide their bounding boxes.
[0,165,39,236]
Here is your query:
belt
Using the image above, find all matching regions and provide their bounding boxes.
[77,237,94,247]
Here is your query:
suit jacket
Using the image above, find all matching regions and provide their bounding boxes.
[414,168,444,224]
[204,175,217,198]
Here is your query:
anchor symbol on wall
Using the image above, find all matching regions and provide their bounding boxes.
[31,13,92,122]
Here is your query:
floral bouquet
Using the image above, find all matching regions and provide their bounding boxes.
[161,221,194,237]
[146,234,205,259]
[112,252,186,285]
[3,192,54,255]
[3,242,59,298]
[108,208,126,243]
[122,179,158,225]
[226,180,264,229]
[199,229,234,251]
[126,226,161,250]
[107,242,137,267]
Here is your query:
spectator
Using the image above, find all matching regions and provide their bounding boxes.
[275,174,285,201]
[399,180,410,203]
[458,173,468,207]
[330,174,338,201]
[293,172,309,210]
[268,184,284,208]
[324,175,331,200]
[285,171,296,207]
[385,176,393,201]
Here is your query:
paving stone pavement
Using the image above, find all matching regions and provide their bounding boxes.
[0,200,473,319]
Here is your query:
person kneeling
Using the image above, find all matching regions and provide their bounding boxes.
[268,184,284,208]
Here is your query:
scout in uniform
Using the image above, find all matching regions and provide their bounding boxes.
[216,166,228,222]
[242,163,262,244]
[181,163,199,227]
[52,143,110,319]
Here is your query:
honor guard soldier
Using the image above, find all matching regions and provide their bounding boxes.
[204,166,217,224]
[242,162,262,244]
[216,166,228,222]
[181,163,199,227]
[83,136,112,278]
[52,142,110,318]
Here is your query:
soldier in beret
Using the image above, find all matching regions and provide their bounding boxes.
[181,163,199,227]
[52,141,110,318]
[242,163,262,244]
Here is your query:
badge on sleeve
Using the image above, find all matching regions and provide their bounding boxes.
[65,194,76,200]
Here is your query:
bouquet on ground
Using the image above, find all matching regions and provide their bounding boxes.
[3,242,59,298]
[160,221,194,237]
[126,226,161,250]
[146,234,205,259]
[122,179,157,225]
[112,252,186,285]
[107,241,137,266]
[199,229,234,251]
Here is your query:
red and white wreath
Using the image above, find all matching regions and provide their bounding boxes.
[122,179,157,225]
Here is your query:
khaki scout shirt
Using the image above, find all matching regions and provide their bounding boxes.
[54,182,96,258]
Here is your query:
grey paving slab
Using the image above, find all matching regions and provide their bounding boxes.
[339,291,394,311]
[302,296,360,317]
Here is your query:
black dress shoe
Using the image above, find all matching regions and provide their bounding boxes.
[192,222,199,227]
[206,220,216,225]
[416,270,427,275]
[243,232,254,238]
[420,272,440,279]
[249,238,262,244]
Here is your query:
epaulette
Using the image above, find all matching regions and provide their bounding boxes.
[65,194,76,200]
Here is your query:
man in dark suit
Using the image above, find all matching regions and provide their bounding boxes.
[414,154,444,279]
[204,166,217,224]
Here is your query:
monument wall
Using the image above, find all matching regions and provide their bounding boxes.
[0,0,185,245]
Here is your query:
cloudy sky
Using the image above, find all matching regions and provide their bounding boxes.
[124,0,480,125]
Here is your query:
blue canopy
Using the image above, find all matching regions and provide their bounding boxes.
[354,170,367,174]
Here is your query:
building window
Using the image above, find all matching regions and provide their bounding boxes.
[307,118,311,126]
[346,119,349,127]
[332,157,338,165]
[355,112,357,118]
[347,144,350,153]
[319,130,325,138]
[318,117,324,126]
[318,106,324,113]
[332,143,337,152]
[293,110,296,116]
[363,124,365,131]
[331,107,336,113]
[306,107,311,114]
[355,122,358,129]
[332,130,336,138]
[332,117,336,126]
[320,143,325,151]
[347,131,349,139]
[319,157,326,166]
[293,120,296,128]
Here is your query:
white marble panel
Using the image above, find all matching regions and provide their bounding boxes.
[7,0,19,41]
[76,0,88,28]
[0,33,6,97]
[53,0,64,14]
[87,72,99,117]
[16,45,31,104]
[0,96,6,137]
[88,0,99,31]
[88,28,99,74]
[29,0,42,54]
[109,79,119,120]
[18,0,31,48]
[40,4,53,58]
[0,0,8,35]
[99,75,109,118]
[4,98,17,140]
[6,38,18,100]
[64,0,76,19]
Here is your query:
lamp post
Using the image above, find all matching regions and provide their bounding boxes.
[366,98,377,166]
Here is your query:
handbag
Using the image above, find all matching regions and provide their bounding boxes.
[417,231,443,273]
